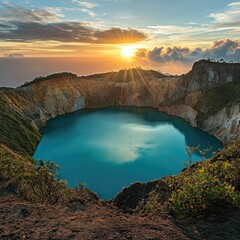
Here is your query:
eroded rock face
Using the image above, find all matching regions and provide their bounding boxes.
[184,60,240,91]
[201,103,240,142]
[3,73,184,126]
[1,60,240,142]
[159,105,198,127]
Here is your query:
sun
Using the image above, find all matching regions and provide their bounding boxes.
[121,45,136,58]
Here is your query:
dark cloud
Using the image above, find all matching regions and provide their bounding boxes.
[94,28,147,44]
[138,39,240,64]
[0,21,95,43]
[203,39,240,61]
[0,3,62,23]
[148,46,192,63]
[135,48,147,58]
[3,53,24,58]
[0,3,147,44]
[0,21,147,44]
[0,22,12,29]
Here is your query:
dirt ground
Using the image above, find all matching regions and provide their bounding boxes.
[0,194,189,240]
[1,193,240,240]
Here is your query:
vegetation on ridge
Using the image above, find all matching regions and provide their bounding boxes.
[113,69,168,82]
[0,144,73,204]
[194,82,240,121]
[168,141,240,216]
[82,68,169,82]
[136,140,240,217]
[0,92,40,157]
[19,68,168,88]
[19,72,78,88]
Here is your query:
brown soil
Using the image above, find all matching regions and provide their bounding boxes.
[1,192,240,239]
[0,194,188,240]
[177,210,240,240]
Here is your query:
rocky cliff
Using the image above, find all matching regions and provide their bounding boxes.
[1,60,240,143]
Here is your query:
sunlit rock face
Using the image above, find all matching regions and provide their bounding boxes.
[184,60,240,91]
[3,71,184,126]
[1,60,240,142]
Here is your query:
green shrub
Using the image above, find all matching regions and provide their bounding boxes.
[169,169,240,216]
[140,190,163,213]
[0,145,72,204]
[18,160,73,204]
[168,140,240,216]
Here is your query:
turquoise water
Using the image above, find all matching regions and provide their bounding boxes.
[33,107,222,199]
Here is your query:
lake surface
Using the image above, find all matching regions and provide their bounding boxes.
[33,107,222,199]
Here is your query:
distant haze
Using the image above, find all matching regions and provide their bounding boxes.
[0,57,190,87]
[1,1,240,86]
[0,57,120,87]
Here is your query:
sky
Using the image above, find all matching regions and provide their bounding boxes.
[0,0,240,86]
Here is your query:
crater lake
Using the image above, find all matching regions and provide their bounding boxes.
[33,107,222,199]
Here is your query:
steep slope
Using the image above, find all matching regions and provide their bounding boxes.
[1,69,183,125]
[1,60,240,142]
[184,60,240,91]
[182,60,240,142]
[0,92,40,157]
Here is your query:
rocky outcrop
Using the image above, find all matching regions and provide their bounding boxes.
[113,180,170,213]
[1,60,240,142]
[184,60,240,91]
[201,102,240,142]
[159,105,198,127]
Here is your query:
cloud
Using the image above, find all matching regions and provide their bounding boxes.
[94,28,148,44]
[73,1,99,8]
[203,39,240,61]
[0,20,147,44]
[80,8,97,17]
[137,39,240,64]
[0,3,147,44]
[147,25,205,35]
[4,53,24,58]
[0,3,63,23]
[209,2,240,28]
[147,46,198,63]
[135,48,147,58]
[72,0,99,17]
[145,2,240,45]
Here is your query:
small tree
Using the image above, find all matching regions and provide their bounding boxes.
[183,145,200,167]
